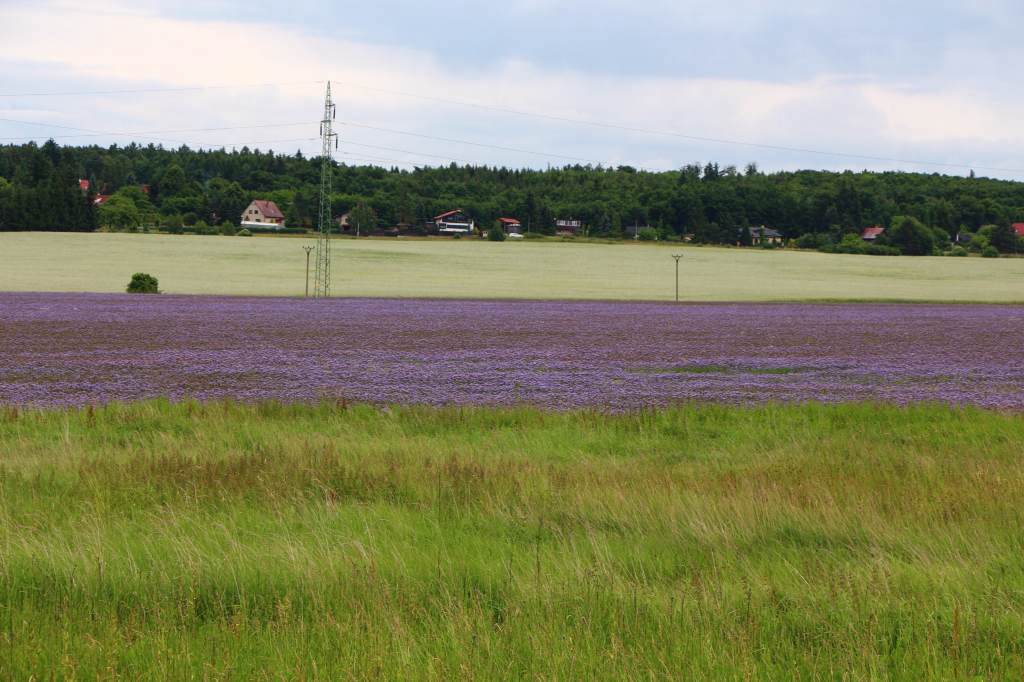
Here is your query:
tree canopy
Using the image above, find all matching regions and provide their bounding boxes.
[2,141,1024,250]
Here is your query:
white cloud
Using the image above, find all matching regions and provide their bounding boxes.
[0,0,1022,176]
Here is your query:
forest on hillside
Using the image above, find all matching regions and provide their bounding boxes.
[1,140,1023,253]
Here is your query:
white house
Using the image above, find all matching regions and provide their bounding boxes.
[241,200,286,229]
[433,209,475,234]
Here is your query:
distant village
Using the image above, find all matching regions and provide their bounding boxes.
[235,197,1024,248]
[77,178,1024,253]
[239,199,586,240]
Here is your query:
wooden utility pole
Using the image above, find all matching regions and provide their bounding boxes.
[672,254,683,302]
[302,246,314,297]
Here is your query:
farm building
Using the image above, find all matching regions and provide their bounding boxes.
[1013,223,1024,238]
[434,210,475,234]
[241,200,286,229]
[555,219,582,236]
[861,226,886,242]
[496,217,522,234]
[748,226,783,245]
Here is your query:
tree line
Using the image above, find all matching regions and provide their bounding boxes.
[1,140,1023,253]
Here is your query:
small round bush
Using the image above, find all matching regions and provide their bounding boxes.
[982,246,1000,258]
[237,228,252,237]
[948,246,968,257]
[637,227,658,241]
[126,273,159,294]
[487,227,507,242]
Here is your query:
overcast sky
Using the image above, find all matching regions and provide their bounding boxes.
[1,0,1022,178]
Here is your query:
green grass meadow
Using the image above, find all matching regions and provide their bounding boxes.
[2,400,1023,678]
[3,231,1024,301]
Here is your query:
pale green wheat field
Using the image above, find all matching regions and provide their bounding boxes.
[1,231,1023,301]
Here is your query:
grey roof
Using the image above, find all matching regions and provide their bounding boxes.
[747,226,783,238]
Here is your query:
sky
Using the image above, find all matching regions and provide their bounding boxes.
[1,0,1022,178]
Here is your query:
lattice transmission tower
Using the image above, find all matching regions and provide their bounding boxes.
[313,81,338,299]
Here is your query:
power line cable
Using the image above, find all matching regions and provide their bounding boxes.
[331,80,1024,175]
[3,77,1020,174]
[0,113,667,170]
[0,80,323,98]
[339,151,419,167]
[0,114,468,166]
[0,117,309,141]
[343,140,478,166]
[340,121,669,171]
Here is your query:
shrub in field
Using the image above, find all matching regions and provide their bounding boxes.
[969,234,989,252]
[982,246,1000,258]
[888,216,935,256]
[219,221,237,236]
[823,233,900,256]
[947,246,968,257]
[795,232,830,250]
[988,222,1020,254]
[126,273,159,294]
[488,223,507,242]
[237,228,252,237]
[637,227,658,241]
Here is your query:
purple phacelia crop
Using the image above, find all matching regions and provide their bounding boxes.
[2,293,1023,410]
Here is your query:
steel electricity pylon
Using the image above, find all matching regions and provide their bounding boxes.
[313,81,338,299]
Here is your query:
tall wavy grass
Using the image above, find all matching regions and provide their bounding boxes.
[1,400,1022,678]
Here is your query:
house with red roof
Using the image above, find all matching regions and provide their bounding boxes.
[496,217,522,234]
[861,225,886,242]
[241,199,286,228]
[1012,223,1024,238]
[433,209,475,234]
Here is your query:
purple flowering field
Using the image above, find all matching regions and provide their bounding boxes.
[2,292,1023,409]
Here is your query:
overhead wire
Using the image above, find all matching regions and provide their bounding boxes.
[1,77,1020,174]
[0,80,323,98]
[0,113,664,170]
[339,121,667,171]
[330,80,1024,175]
[2,79,1022,174]
[0,117,310,142]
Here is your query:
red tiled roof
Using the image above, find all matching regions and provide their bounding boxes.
[94,194,111,205]
[78,179,90,192]
[498,217,520,224]
[433,209,465,221]
[1012,223,1024,237]
[251,200,284,219]
[861,226,885,239]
